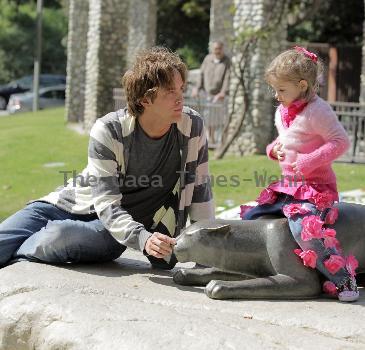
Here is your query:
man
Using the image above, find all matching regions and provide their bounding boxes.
[192,41,231,103]
[0,47,215,270]
[191,41,230,145]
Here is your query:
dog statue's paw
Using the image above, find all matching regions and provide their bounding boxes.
[205,280,227,299]
[173,268,194,286]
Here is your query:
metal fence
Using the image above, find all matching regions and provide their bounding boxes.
[330,102,365,163]
[113,89,228,148]
[183,97,228,148]
[113,88,365,163]
[113,88,126,111]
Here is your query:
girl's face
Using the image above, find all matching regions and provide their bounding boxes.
[270,79,308,107]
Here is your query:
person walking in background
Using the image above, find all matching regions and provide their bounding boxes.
[192,40,231,103]
[192,41,231,145]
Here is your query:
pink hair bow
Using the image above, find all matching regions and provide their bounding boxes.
[294,46,318,63]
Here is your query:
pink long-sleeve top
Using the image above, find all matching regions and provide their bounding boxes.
[265,95,350,201]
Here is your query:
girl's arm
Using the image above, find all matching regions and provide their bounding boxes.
[266,109,282,161]
[266,137,279,160]
[295,103,350,175]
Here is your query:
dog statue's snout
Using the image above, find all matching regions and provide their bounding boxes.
[173,234,190,262]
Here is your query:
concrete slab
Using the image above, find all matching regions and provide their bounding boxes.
[0,249,364,350]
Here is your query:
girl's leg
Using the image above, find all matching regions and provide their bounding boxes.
[243,195,286,220]
[287,201,357,300]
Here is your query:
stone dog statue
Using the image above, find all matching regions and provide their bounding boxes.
[172,202,365,300]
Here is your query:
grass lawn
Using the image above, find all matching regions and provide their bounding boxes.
[210,154,365,209]
[0,107,364,220]
[0,108,89,221]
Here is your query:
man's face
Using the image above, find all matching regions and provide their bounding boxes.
[146,70,185,124]
[212,44,224,60]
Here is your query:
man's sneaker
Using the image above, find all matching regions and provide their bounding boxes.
[338,277,359,302]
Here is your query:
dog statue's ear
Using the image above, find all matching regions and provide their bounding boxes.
[204,224,231,235]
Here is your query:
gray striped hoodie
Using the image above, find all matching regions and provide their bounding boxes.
[37,106,215,251]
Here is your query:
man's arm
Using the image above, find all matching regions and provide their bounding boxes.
[195,56,207,93]
[188,122,215,222]
[197,57,207,91]
[88,119,152,252]
[266,137,279,160]
[220,57,231,96]
[295,104,350,175]
[213,57,230,102]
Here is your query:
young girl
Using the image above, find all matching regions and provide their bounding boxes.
[241,46,359,302]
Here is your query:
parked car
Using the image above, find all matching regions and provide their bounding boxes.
[7,85,66,114]
[0,74,66,110]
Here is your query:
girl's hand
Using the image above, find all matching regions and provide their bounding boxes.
[272,142,285,161]
[291,162,303,175]
[291,161,298,172]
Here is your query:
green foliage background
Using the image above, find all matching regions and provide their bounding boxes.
[287,0,363,45]
[0,0,363,84]
[0,0,67,84]
[156,0,210,69]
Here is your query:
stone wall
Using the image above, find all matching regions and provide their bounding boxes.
[224,0,288,156]
[66,0,289,151]
[209,0,234,56]
[66,0,157,131]
[65,0,89,123]
[83,0,129,132]
[126,0,157,69]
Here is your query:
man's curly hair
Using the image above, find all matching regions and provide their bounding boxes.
[122,46,187,118]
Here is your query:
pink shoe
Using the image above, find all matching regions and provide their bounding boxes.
[338,277,359,302]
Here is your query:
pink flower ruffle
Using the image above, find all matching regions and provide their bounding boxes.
[323,236,340,250]
[301,215,324,241]
[239,205,255,219]
[322,229,342,253]
[323,281,337,296]
[294,249,318,268]
[256,188,278,205]
[264,182,339,207]
[323,228,336,238]
[308,191,335,211]
[283,203,310,218]
[324,255,346,275]
[324,207,339,225]
[346,255,359,277]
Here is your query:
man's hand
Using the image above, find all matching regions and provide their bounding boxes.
[145,232,176,258]
[212,92,225,103]
[191,87,199,98]
[272,142,285,161]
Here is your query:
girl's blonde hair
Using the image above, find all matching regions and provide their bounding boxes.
[265,47,324,102]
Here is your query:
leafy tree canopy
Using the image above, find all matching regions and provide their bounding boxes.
[156,0,210,68]
[288,0,363,45]
[0,0,67,84]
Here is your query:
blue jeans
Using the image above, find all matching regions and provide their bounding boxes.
[243,194,350,286]
[0,201,126,267]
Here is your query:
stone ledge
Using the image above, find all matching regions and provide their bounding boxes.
[0,250,364,350]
